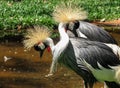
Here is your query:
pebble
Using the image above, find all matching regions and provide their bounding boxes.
[24,50,27,52]
[9,68,12,71]
[100,18,106,22]
[1,42,4,44]
[64,73,71,77]
[1,66,4,68]
[3,69,6,72]
[13,68,16,71]
[5,40,8,43]
[14,52,18,54]
[17,71,21,73]
[9,50,11,53]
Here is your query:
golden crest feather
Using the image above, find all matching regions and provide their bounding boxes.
[23,26,51,50]
[53,3,87,23]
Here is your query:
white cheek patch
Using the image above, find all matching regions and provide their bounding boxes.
[38,43,45,50]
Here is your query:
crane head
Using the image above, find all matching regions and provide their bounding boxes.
[34,43,47,58]
[65,20,80,37]
[23,26,51,58]
[65,20,80,30]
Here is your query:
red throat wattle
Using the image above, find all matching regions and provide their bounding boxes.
[47,46,51,52]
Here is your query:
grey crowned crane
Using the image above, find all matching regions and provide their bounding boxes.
[23,24,120,88]
[52,3,118,45]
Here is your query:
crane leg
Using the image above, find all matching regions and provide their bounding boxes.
[88,82,94,88]
[45,59,58,77]
[103,82,108,88]
[83,81,88,88]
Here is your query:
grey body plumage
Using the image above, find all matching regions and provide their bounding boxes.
[58,37,120,88]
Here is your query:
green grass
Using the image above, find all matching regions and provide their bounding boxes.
[0,0,57,30]
[0,0,120,37]
[77,0,120,20]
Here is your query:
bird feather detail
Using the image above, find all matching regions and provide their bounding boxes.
[53,3,87,23]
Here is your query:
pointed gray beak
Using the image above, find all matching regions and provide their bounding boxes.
[39,49,45,58]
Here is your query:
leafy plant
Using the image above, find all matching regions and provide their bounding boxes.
[0,0,120,37]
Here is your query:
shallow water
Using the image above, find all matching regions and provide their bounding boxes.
[0,32,119,88]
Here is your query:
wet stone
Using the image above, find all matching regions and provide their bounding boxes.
[9,50,12,53]
[13,68,16,71]
[3,69,6,72]
[24,50,27,52]
[9,68,12,71]
[14,52,18,54]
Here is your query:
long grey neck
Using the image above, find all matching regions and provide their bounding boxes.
[58,23,69,48]
[46,23,70,75]
[46,23,69,57]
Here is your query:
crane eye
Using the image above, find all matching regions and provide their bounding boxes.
[38,43,45,50]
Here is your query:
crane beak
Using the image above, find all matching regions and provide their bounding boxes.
[39,49,45,58]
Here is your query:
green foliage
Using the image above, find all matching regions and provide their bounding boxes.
[77,0,120,20]
[0,0,57,30]
[0,0,120,37]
